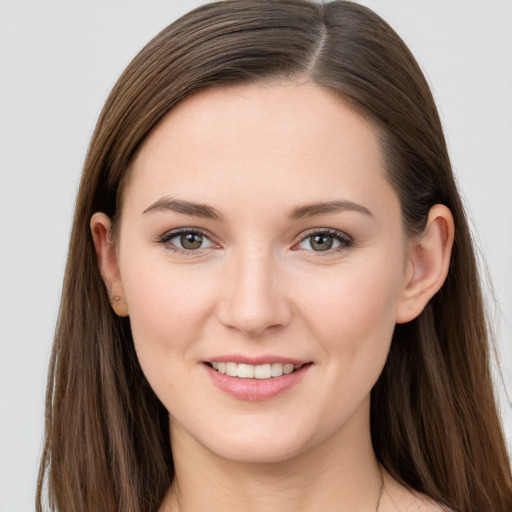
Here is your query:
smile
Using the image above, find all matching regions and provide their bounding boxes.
[204,361,312,401]
[208,362,304,379]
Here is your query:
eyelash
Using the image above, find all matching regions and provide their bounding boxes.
[156,228,218,256]
[156,228,354,255]
[293,228,354,254]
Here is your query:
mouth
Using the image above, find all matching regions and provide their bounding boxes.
[206,361,310,379]
[204,360,313,401]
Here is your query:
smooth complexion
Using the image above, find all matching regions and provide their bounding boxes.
[92,82,453,511]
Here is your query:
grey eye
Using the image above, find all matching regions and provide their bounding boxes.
[309,234,335,251]
[167,231,215,251]
[306,233,339,251]
[296,231,351,252]
[180,233,204,250]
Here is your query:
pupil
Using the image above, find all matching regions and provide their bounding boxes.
[181,233,202,249]
[311,234,333,251]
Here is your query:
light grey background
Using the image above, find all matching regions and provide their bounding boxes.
[0,1,510,510]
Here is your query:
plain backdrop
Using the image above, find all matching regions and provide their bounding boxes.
[0,1,511,510]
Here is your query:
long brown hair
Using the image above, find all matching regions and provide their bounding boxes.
[37,1,512,511]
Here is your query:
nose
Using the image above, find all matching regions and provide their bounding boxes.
[216,249,292,337]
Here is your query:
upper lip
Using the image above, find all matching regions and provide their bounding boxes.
[203,354,311,366]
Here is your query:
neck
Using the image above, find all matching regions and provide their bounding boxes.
[161,408,383,512]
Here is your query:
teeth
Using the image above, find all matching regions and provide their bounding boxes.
[254,363,271,379]
[237,364,254,379]
[225,362,238,377]
[283,364,294,375]
[271,363,283,377]
[210,361,304,379]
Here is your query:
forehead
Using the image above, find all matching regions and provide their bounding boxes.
[125,81,396,217]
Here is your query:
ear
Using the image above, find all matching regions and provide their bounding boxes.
[396,204,454,324]
[90,212,129,317]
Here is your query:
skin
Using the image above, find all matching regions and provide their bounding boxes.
[92,81,454,511]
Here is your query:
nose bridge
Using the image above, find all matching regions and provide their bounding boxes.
[219,245,290,336]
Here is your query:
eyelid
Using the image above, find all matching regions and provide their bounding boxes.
[155,226,353,255]
[156,227,221,254]
[292,228,354,252]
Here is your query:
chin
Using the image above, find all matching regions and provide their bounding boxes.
[191,416,326,465]
[209,436,308,465]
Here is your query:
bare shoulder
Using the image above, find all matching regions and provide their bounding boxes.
[380,470,454,512]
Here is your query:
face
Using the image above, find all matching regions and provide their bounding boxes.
[108,82,414,463]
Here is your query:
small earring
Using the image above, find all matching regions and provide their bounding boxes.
[108,292,128,317]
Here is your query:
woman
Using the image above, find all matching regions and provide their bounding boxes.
[36,1,512,511]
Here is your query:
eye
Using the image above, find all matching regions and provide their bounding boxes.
[295,229,352,252]
[157,229,217,253]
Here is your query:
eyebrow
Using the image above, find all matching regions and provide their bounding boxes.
[143,197,223,221]
[143,197,371,221]
[288,200,372,220]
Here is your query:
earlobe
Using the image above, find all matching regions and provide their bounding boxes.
[90,212,129,317]
[396,204,454,324]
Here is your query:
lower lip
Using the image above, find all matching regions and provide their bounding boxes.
[204,363,312,401]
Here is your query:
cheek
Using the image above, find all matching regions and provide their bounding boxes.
[296,259,403,366]
[120,256,218,376]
